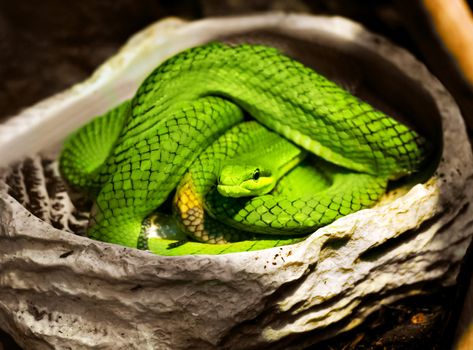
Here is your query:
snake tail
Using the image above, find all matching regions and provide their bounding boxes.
[59,100,131,193]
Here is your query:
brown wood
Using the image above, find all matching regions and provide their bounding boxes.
[423,0,473,86]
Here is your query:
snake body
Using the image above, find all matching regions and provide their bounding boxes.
[59,43,428,255]
[173,121,307,244]
[173,121,387,244]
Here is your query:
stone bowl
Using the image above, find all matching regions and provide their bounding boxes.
[0,13,472,350]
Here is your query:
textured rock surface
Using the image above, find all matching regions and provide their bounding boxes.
[0,14,472,350]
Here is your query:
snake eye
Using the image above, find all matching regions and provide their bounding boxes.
[253,168,260,180]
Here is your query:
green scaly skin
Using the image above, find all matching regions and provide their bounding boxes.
[173,120,385,243]
[206,158,388,235]
[172,121,307,244]
[59,43,428,256]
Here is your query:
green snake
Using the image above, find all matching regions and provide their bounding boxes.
[59,43,428,256]
[172,121,387,245]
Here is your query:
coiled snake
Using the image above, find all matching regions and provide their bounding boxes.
[59,43,428,255]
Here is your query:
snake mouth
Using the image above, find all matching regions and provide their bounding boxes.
[217,177,274,197]
[217,184,252,197]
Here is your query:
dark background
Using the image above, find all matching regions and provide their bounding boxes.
[1,1,473,349]
[0,0,425,121]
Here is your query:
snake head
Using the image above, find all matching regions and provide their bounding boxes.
[217,165,274,198]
